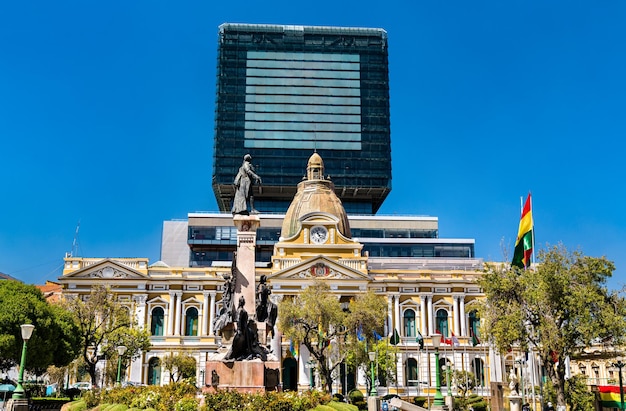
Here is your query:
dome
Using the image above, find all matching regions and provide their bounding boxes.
[281,153,351,239]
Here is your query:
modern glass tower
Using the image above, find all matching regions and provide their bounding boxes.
[212,23,392,214]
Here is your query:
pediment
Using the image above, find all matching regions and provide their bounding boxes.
[269,255,369,281]
[63,259,149,280]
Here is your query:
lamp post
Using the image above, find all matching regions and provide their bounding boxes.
[116,345,127,386]
[446,364,452,398]
[368,351,377,397]
[611,358,625,411]
[12,324,35,400]
[431,334,445,407]
[305,360,315,389]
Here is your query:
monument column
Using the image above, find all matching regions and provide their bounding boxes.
[233,215,261,315]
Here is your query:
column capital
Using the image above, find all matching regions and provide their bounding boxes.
[133,294,148,305]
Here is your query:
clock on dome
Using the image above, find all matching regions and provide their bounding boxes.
[310,226,328,244]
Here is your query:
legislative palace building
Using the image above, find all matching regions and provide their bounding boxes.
[57,23,612,408]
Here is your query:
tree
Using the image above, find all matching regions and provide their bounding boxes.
[0,281,80,372]
[162,353,197,383]
[278,281,348,392]
[452,370,476,398]
[479,244,626,409]
[64,285,152,387]
[344,290,396,391]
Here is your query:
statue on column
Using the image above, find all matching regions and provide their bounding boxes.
[224,296,268,361]
[213,253,237,336]
[232,154,262,215]
[255,275,278,338]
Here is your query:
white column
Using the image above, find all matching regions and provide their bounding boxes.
[167,292,176,336]
[393,293,401,336]
[453,295,461,336]
[271,294,283,356]
[202,292,209,336]
[133,294,148,328]
[208,292,216,336]
[420,296,427,336]
[427,294,434,335]
[460,296,467,336]
[387,295,393,336]
[174,291,183,336]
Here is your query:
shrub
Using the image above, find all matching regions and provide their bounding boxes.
[327,401,359,411]
[175,397,199,411]
[413,396,427,407]
[66,400,87,411]
[347,389,364,404]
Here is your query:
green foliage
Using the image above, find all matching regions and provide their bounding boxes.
[452,370,476,397]
[413,396,427,406]
[566,375,595,411]
[63,285,152,387]
[278,281,347,392]
[0,281,80,372]
[204,389,330,411]
[162,352,197,383]
[344,339,397,392]
[479,244,626,407]
[66,399,87,411]
[174,396,199,411]
[326,401,358,410]
[347,388,364,404]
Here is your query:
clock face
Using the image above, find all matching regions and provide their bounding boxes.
[310,226,328,244]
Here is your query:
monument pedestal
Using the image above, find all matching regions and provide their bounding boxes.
[509,395,522,411]
[205,360,280,393]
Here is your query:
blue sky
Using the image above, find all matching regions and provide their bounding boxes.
[1,1,624,290]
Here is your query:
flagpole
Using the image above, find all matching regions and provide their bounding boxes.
[530,192,536,267]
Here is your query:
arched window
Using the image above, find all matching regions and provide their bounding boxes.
[436,309,449,336]
[403,309,416,337]
[469,310,480,343]
[148,357,161,385]
[185,307,198,336]
[472,358,485,386]
[151,307,164,336]
[405,358,418,386]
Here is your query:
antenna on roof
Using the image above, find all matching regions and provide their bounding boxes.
[68,220,81,258]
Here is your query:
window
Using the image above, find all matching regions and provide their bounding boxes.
[148,357,161,385]
[436,309,449,337]
[472,358,485,386]
[469,310,480,340]
[151,307,164,336]
[405,358,418,386]
[185,307,198,336]
[403,309,416,338]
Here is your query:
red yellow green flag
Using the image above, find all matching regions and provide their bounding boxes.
[512,193,533,269]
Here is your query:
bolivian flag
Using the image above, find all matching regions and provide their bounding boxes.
[599,385,624,408]
[512,193,533,269]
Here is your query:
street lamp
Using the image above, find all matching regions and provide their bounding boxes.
[12,324,35,400]
[611,358,625,411]
[368,351,377,397]
[431,334,445,407]
[116,345,127,386]
[305,360,315,389]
